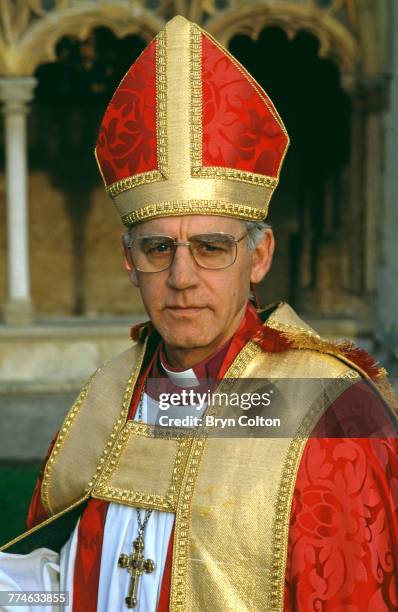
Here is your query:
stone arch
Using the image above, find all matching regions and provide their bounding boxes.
[3,3,165,76]
[206,3,359,81]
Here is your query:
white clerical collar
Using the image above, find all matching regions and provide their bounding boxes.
[160,360,200,388]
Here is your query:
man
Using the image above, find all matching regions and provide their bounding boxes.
[1,14,398,612]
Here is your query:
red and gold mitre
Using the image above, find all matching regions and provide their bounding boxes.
[95,15,289,226]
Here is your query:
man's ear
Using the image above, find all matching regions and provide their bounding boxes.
[121,234,139,287]
[250,228,275,284]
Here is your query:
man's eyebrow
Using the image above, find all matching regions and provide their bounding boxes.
[134,233,173,238]
[135,231,234,238]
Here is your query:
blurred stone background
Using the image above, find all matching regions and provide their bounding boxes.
[0,0,397,543]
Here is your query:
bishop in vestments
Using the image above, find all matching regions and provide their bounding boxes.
[1,15,398,612]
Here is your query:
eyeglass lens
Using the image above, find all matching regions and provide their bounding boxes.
[129,234,239,272]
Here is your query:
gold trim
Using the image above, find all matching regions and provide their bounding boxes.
[341,369,362,380]
[92,420,192,512]
[190,24,202,177]
[267,318,385,378]
[102,28,168,197]
[40,373,97,516]
[193,166,279,187]
[224,339,263,378]
[201,29,290,182]
[84,338,149,494]
[266,314,398,418]
[266,318,322,339]
[99,17,288,226]
[170,314,376,610]
[114,177,272,219]
[156,28,168,178]
[190,25,285,188]
[94,147,106,185]
[171,436,207,610]
[267,377,352,610]
[111,19,275,225]
[268,436,304,611]
[106,170,165,197]
[121,199,265,226]
[170,338,263,610]
[0,496,89,553]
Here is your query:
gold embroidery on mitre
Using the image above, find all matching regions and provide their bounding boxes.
[190,24,202,180]
[205,29,290,168]
[189,23,289,188]
[98,28,168,196]
[192,166,279,187]
[98,16,287,226]
[106,170,164,197]
[156,28,168,178]
[121,200,266,226]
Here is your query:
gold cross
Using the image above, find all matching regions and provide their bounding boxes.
[118,537,156,608]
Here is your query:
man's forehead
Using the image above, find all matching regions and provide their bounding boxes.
[132,215,244,236]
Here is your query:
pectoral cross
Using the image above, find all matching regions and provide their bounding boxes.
[118,536,156,608]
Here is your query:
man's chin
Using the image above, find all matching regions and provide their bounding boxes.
[156,312,214,347]
[161,333,212,350]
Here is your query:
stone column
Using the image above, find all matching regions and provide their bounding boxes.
[0,77,37,325]
[362,76,388,295]
[378,2,398,362]
[346,90,365,293]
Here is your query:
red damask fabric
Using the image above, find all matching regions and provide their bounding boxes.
[285,434,398,611]
[26,313,398,611]
[95,39,158,186]
[72,499,109,612]
[28,428,398,612]
[201,34,288,176]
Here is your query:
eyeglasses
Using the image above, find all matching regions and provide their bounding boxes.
[128,232,248,273]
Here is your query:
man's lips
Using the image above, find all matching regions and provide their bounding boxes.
[165,306,206,314]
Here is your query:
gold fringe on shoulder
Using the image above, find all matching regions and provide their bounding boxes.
[265,320,398,413]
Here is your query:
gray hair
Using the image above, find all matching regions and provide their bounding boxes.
[243,220,271,251]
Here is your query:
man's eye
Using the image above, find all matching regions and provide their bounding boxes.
[154,243,172,253]
[143,241,173,254]
[203,243,221,252]
[197,241,228,253]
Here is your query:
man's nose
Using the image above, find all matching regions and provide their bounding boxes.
[167,244,199,289]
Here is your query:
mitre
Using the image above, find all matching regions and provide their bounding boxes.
[95,15,289,226]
